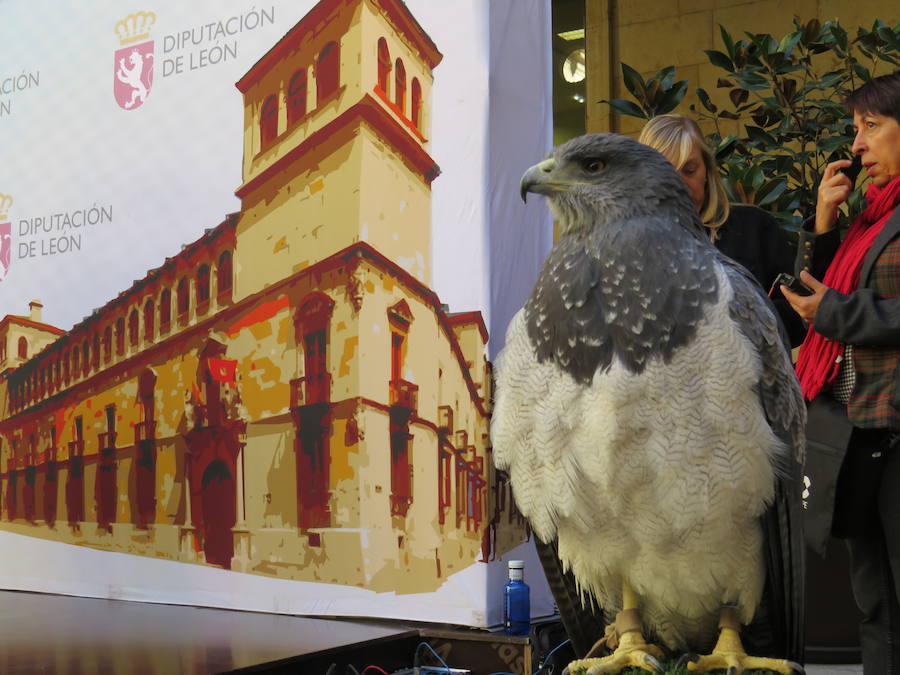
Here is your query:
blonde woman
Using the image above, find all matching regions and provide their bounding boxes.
[640,114,804,345]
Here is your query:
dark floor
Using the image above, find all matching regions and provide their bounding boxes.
[0,590,415,674]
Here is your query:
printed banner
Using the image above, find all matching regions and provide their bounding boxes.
[0,0,554,628]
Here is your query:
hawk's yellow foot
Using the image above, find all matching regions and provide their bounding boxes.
[683,606,804,675]
[565,608,665,675]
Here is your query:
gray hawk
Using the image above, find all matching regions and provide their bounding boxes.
[491,134,806,674]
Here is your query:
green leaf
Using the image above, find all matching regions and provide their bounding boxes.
[729,88,749,107]
[734,75,770,91]
[696,88,718,113]
[715,135,739,160]
[803,18,822,44]
[748,165,765,191]
[602,98,647,119]
[705,49,735,72]
[852,63,872,82]
[745,126,776,145]
[831,23,849,51]
[760,34,778,57]
[646,79,662,106]
[877,26,900,49]
[656,66,677,90]
[720,24,736,59]
[780,77,798,103]
[620,63,646,101]
[657,80,688,114]
[777,30,802,57]
[757,179,788,206]
[818,134,852,153]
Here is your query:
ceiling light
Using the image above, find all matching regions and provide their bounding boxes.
[557,29,585,41]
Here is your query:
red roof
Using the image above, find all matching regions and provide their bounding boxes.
[0,315,65,336]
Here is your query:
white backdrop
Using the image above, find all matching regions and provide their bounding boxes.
[0,0,554,626]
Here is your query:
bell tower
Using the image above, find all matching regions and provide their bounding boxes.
[232,0,442,300]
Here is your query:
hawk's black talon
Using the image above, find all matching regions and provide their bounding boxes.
[644,653,664,673]
[674,653,699,668]
[787,661,805,674]
[726,667,737,675]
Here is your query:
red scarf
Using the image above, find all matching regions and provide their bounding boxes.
[796,175,900,401]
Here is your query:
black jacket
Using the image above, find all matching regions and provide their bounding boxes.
[713,203,806,346]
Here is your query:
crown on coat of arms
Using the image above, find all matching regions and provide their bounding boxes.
[0,194,12,221]
[115,11,156,46]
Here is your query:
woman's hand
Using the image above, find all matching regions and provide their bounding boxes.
[815,159,854,234]
[781,270,829,323]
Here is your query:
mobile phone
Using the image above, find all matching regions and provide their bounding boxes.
[771,272,813,297]
[840,155,863,184]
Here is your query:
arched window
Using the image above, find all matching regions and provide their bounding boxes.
[317,41,340,104]
[411,78,422,129]
[377,38,391,93]
[17,336,27,359]
[293,293,335,530]
[81,340,90,376]
[159,289,172,333]
[115,317,125,356]
[63,351,70,384]
[92,333,100,370]
[260,94,278,148]
[217,251,233,301]
[196,265,210,313]
[103,326,112,363]
[143,298,155,341]
[387,299,415,516]
[394,58,406,113]
[177,278,190,323]
[295,293,335,406]
[129,309,139,347]
[287,69,307,125]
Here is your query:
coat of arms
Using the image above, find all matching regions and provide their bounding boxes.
[0,194,12,283]
[113,11,155,111]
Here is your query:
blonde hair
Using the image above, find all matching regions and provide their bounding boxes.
[638,114,730,240]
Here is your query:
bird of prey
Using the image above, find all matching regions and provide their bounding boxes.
[491,134,806,674]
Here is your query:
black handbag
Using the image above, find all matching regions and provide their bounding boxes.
[802,395,854,557]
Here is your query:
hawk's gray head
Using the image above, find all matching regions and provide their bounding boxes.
[520,133,702,237]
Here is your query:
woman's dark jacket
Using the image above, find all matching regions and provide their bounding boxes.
[797,206,900,429]
[714,203,806,346]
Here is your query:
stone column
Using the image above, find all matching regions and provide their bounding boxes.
[231,441,251,572]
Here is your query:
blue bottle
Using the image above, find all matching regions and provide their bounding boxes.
[504,559,530,636]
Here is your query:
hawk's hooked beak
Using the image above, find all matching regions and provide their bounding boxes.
[520,158,557,202]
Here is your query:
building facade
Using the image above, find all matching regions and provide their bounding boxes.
[0,0,525,595]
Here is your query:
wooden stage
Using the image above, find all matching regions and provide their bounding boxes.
[0,590,541,674]
[0,542,863,675]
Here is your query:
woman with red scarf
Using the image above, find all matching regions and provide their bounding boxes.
[782,71,900,672]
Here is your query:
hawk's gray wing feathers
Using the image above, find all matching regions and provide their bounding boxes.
[720,257,806,660]
[525,213,719,384]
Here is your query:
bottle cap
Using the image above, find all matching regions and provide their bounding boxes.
[508,560,525,569]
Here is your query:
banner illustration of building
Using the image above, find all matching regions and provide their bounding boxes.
[0,0,529,614]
